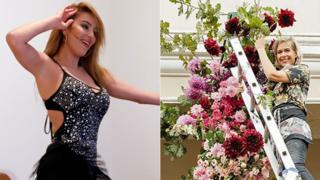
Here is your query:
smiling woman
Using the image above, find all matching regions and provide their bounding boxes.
[256,37,313,179]
[5,1,159,180]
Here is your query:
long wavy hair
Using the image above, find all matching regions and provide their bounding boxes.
[272,37,302,68]
[44,2,110,88]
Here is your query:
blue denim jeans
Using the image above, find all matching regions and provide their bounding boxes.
[286,138,313,180]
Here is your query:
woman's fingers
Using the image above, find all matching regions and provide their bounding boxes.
[64,19,74,28]
[64,4,76,10]
[61,8,77,22]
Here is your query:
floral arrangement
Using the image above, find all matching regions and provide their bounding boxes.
[161,0,296,179]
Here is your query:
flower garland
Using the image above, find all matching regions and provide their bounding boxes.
[161,1,296,179]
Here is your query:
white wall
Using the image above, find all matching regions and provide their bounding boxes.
[0,1,159,180]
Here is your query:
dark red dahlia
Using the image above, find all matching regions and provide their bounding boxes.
[199,96,211,109]
[278,9,296,28]
[225,17,241,35]
[223,135,247,158]
[244,129,264,153]
[204,38,221,56]
[222,53,238,68]
[264,13,277,32]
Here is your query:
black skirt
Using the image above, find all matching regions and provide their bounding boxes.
[31,142,111,180]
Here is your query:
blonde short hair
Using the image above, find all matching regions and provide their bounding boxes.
[272,37,302,68]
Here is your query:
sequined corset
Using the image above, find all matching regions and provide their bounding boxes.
[44,65,110,164]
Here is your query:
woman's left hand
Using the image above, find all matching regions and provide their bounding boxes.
[255,38,266,50]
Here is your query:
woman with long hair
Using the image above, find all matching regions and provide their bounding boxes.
[6,2,159,180]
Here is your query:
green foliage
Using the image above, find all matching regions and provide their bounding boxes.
[257,90,275,109]
[160,1,284,176]
[177,95,193,108]
[160,21,199,57]
[161,102,189,159]
[164,141,187,160]
[160,102,180,139]
[179,168,194,180]
[160,20,173,54]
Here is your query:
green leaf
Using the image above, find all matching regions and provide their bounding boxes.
[160,20,170,34]
[178,4,184,15]
[177,95,192,107]
[248,16,263,29]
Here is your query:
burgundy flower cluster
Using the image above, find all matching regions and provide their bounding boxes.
[264,13,277,32]
[204,38,221,56]
[225,17,241,35]
[225,18,250,36]
[222,45,259,73]
[223,135,247,158]
[224,9,295,37]
[244,45,260,73]
[244,129,264,153]
[223,128,263,158]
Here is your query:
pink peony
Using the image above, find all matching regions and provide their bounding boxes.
[225,85,238,97]
[210,60,221,73]
[187,59,201,74]
[185,87,203,100]
[177,115,197,126]
[234,110,247,123]
[191,104,204,117]
[188,75,205,90]
[210,143,225,157]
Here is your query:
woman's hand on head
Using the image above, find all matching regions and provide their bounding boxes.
[53,5,77,30]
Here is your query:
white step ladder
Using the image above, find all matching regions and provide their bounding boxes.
[228,37,300,180]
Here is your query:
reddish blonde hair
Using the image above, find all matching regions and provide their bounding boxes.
[44,2,109,88]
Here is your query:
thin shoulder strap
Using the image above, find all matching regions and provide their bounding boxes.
[52,58,66,73]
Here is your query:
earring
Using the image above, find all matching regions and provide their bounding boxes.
[64,35,68,44]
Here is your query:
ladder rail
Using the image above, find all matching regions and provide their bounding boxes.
[230,67,283,180]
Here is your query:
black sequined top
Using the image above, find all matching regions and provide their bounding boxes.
[44,61,110,165]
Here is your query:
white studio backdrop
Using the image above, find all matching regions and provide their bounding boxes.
[0,0,160,180]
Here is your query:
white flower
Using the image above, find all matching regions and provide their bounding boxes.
[240,162,247,168]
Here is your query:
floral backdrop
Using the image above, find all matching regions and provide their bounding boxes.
[161,0,296,179]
